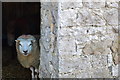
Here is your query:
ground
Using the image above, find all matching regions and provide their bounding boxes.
[2,46,31,79]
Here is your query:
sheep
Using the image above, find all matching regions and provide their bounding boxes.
[15,35,40,79]
[7,14,40,59]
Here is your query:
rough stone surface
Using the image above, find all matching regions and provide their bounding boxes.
[61,2,83,10]
[40,2,59,78]
[83,2,105,8]
[104,8,118,26]
[40,1,119,78]
[106,2,118,8]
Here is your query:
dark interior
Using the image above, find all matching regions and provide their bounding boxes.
[2,2,40,79]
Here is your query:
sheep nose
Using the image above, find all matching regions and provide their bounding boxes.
[23,50,28,53]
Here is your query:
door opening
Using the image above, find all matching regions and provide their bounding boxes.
[2,2,40,78]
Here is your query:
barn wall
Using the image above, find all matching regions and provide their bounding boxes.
[40,1,119,78]
[0,1,2,79]
[40,2,59,78]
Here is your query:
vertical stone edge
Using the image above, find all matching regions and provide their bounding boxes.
[39,2,59,78]
[118,1,120,79]
[0,1,2,79]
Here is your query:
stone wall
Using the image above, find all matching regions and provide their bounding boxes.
[40,2,59,78]
[40,1,119,78]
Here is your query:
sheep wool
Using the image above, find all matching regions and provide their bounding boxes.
[15,35,40,69]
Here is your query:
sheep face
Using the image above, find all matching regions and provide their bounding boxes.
[16,39,35,56]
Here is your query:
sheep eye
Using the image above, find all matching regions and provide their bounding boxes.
[29,44,32,46]
[19,44,22,46]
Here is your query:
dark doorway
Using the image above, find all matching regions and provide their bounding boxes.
[2,2,40,79]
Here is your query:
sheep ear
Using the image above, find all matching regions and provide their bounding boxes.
[15,40,20,42]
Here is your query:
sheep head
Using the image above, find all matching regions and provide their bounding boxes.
[15,35,36,56]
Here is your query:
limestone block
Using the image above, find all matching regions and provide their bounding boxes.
[104,8,118,26]
[112,64,118,77]
[41,1,119,78]
[83,2,105,9]
[59,54,92,78]
[106,2,118,8]
[91,9,106,26]
[58,36,76,55]
[41,27,51,52]
[59,72,75,78]
[112,53,119,64]
[75,70,92,78]
[76,8,92,26]
[108,53,114,67]
[75,34,90,44]
[83,0,105,2]
[91,54,112,78]
[111,40,118,53]
[91,54,108,68]
[110,39,119,64]
[61,2,83,10]
[40,2,59,78]
[82,41,111,54]
[60,9,77,27]
[58,27,74,37]
[106,0,119,2]
[76,8,106,26]
[91,67,112,78]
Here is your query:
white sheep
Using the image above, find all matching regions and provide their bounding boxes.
[15,35,40,79]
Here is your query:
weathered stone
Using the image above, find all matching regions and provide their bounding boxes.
[41,1,119,78]
[75,70,92,78]
[83,43,93,54]
[58,27,74,37]
[59,54,92,78]
[111,40,118,53]
[76,8,92,26]
[85,0,106,2]
[113,53,119,64]
[91,9,106,26]
[40,2,59,78]
[91,67,112,78]
[83,2,105,9]
[104,8,118,26]
[108,53,114,67]
[58,36,76,55]
[61,2,83,10]
[112,64,118,77]
[91,54,112,78]
[106,2,118,8]
[106,0,119,2]
[76,8,106,26]
[60,9,77,27]
[110,39,119,64]
[83,41,111,54]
